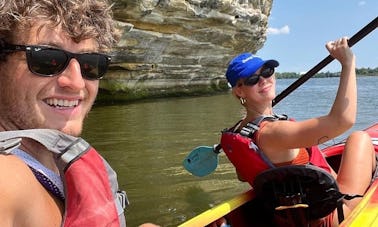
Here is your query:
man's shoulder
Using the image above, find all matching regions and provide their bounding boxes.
[0,154,35,222]
[0,154,63,227]
[0,154,35,196]
[0,153,33,176]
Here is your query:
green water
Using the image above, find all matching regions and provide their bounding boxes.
[82,76,378,226]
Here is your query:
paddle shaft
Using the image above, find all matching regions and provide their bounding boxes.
[272,16,378,106]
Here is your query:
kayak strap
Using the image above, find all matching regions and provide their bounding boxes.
[253,165,362,225]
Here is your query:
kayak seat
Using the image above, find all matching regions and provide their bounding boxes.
[253,165,362,226]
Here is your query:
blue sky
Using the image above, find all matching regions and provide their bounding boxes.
[257,0,377,73]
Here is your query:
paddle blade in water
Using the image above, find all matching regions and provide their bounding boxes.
[183,146,219,177]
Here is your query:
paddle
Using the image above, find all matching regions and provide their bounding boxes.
[273,16,378,106]
[183,16,378,177]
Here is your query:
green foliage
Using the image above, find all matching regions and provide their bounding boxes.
[275,67,378,79]
[356,67,378,76]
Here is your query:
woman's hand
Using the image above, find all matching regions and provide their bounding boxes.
[325,37,355,68]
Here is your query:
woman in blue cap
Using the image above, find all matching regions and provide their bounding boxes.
[219,37,377,226]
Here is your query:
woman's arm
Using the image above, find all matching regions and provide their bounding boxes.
[260,37,356,150]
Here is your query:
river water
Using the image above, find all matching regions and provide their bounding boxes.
[82,76,378,227]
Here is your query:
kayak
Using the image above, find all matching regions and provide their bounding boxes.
[179,123,378,227]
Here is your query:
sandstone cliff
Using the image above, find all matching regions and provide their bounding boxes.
[100,0,273,102]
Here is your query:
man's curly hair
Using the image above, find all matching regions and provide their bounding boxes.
[0,0,120,53]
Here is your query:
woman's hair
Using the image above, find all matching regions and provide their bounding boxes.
[0,0,120,51]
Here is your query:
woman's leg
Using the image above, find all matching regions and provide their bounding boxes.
[335,131,376,222]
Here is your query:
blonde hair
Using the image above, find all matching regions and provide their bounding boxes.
[0,0,120,51]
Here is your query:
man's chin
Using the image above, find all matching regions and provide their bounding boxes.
[56,123,83,137]
[61,128,82,137]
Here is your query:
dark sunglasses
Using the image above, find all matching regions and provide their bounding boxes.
[2,44,111,80]
[243,67,275,86]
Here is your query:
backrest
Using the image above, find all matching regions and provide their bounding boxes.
[253,165,343,221]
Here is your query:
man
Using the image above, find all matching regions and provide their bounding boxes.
[0,0,159,226]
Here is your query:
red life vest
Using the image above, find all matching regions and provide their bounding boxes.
[0,129,127,227]
[220,115,331,186]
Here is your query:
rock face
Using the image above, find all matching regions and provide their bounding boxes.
[101,0,273,102]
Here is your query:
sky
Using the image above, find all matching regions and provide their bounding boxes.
[257,0,378,73]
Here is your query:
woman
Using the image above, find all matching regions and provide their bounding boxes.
[221,37,376,226]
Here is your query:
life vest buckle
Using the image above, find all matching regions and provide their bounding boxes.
[117,190,129,209]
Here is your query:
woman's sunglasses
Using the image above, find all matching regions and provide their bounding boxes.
[243,67,275,86]
[2,44,111,80]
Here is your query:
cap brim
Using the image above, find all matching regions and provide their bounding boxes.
[264,59,279,68]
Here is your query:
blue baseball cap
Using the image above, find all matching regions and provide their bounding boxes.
[225,53,279,87]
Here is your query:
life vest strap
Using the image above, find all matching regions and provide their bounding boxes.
[0,138,22,154]
[56,138,90,171]
[239,114,288,138]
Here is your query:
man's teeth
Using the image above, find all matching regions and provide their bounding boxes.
[46,99,79,107]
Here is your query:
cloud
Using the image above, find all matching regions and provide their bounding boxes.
[267,25,290,35]
[358,1,366,6]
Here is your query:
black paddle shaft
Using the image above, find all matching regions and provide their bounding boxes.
[272,16,378,107]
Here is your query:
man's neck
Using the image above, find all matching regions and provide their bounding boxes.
[20,139,59,174]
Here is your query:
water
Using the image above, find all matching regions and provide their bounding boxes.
[81,76,378,227]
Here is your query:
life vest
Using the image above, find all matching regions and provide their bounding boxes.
[0,129,127,227]
[220,114,331,186]
[220,115,362,224]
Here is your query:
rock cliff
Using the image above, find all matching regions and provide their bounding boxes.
[100,0,273,102]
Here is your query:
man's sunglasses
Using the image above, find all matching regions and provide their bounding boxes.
[243,67,275,86]
[2,44,111,80]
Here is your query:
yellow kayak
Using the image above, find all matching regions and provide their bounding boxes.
[180,123,378,227]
